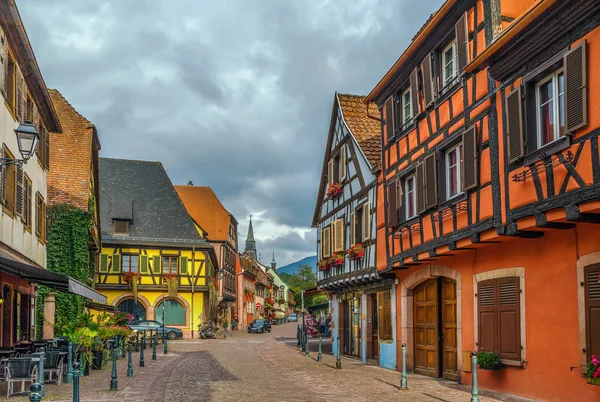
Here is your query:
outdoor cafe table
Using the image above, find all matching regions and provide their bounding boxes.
[0,350,15,359]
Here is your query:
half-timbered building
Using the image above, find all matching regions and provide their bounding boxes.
[312,93,395,369]
[367,0,600,399]
[96,158,218,339]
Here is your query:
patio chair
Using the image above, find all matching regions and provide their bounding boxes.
[5,358,37,398]
[42,351,63,385]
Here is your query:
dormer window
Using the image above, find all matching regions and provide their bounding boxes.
[114,219,129,235]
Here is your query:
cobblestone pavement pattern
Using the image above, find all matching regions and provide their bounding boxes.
[4,323,535,402]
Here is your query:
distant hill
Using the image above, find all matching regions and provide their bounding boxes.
[277,255,316,275]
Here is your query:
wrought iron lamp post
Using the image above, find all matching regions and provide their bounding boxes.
[1,121,39,167]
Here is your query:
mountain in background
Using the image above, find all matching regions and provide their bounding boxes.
[276,255,316,275]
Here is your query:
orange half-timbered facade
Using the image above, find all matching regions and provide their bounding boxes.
[368,0,600,400]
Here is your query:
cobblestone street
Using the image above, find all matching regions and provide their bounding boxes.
[6,323,535,402]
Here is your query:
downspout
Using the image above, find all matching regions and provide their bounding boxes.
[191,246,195,338]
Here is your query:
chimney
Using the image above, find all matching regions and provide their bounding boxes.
[188,181,193,186]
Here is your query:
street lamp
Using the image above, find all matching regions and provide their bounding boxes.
[2,121,40,167]
[218,268,224,280]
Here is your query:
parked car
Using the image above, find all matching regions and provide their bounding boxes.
[288,313,298,322]
[247,319,272,333]
[129,320,184,340]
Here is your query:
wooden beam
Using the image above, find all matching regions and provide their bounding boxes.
[505,223,544,238]
[535,213,575,230]
[565,205,600,224]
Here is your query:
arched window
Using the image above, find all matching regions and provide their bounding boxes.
[156,300,185,326]
[117,299,146,323]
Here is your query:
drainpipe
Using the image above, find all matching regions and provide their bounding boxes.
[191,246,195,338]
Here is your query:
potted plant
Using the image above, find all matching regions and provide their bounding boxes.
[164,273,179,298]
[329,253,345,266]
[90,336,105,370]
[69,327,97,376]
[477,351,504,370]
[346,244,365,260]
[318,260,330,271]
[587,354,600,385]
[327,182,343,199]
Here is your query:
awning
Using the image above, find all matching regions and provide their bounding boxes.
[0,252,107,304]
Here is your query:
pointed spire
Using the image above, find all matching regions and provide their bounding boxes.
[271,252,277,270]
[245,214,257,259]
[247,214,255,242]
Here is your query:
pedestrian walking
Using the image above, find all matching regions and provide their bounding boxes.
[231,319,237,332]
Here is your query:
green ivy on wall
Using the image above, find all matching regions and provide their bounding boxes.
[36,204,93,337]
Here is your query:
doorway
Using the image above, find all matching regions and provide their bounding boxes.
[413,277,458,380]
[372,294,379,359]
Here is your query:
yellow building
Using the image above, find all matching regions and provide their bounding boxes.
[96,158,217,338]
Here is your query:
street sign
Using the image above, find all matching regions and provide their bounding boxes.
[256,303,262,309]
[280,285,285,290]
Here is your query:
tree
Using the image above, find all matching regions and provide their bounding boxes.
[280,264,323,308]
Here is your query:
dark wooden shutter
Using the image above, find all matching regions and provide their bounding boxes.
[35,193,41,236]
[99,254,109,273]
[421,54,434,107]
[505,87,524,163]
[416,163,425,214]
[387,180,398,227]
[385,97,394,140]
[462,125,478,191]
[455,12,469,74]
[180,256,188,275]
[15,165,24,218]
[43,128,50,169]
[111,254,121,273]
[153,255,162,274]
[44,205,48,242]
[478,280,497,352]
[564,40,587,133]
[1,146,6,206]
[0,33,5,97]
[585,265,600,360]
[140,255,149,274]
[363,203,371,240]
[394,93,402,131]
[25,180,32,227]
[498,277,520,361]
[410,68,420,116]
[424,153,437,210]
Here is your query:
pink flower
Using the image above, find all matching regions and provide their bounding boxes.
[592,355,599,366]
[594,369,600,379]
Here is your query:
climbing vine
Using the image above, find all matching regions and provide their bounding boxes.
[36,204,93,336]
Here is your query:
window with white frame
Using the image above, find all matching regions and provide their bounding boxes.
[402,88,412,125]
[536,70,565,148]
[445,143,463,199]
[442,40,458,88]
[405,174,417,220]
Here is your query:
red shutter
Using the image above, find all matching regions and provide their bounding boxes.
[505,87,524,163]
[478,280,497,353]
[585,265,600,360]
[497,277,520,361]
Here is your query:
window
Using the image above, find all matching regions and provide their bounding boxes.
[477,277,521,361]
[405,174,417,220]
[355,207,363,245]
[377,290,392,341]
[320,226,331,258]
[117,299,146,323]
[536,70,565,147]
[163,256,178,274]
[113,219,129,235]
[445,143,463,199]
[1,146,16,215]
[6,51,15,110]
[402,88,412,125]
[442,40,458,89]
[327,147,346,185]
[122,255,139,273]
[585,265,600,361]
[332,219,345,253]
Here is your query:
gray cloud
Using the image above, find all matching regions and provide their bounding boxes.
[18,0,443,266]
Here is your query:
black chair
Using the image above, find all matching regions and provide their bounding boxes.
[5,358,37,397]
[43,351,64,384]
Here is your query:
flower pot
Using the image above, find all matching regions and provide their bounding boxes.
[478,364,505,371]
[91,350,103,370]
[589,377,600,386]
[83,361,90,376]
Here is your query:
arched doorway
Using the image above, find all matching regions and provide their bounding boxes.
[117,299,146,323]
[156,300,185,326]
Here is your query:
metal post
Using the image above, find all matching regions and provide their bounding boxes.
[135,332,139,352]
[72,362,81,402]
[297,324,300,346]
[317,334,322,362]
[110,336,118,391]
[471,353,480,402]
[37,351,45,397]
[335,336,341,369]
[143,330,147,350]
[120,336,126,358]
[66,343,73,384]
[127,343,134,377]
[163,331,168,355]
[152,335,157,360]
[305,329,309,357]
[139,334,145,367]
[400,343,408,390]
[29,382,42,402]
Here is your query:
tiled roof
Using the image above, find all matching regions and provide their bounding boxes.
[99,158,205,243]
[47,89,97,210]
[336,93,381,166]
[174,186,233,243]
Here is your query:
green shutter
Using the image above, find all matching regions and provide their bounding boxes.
[180,256,188,275]
[99,254,108,273]
[153,255,162,274]
[111,254,121,273]
[140,255,148,274]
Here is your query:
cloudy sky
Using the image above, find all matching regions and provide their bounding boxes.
[19,0,443,266]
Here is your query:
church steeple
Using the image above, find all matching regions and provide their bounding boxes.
[271,252,276,271]
[245,215,257,259]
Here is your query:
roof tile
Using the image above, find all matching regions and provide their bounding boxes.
[337,93,381,166]
[174,186,233,242]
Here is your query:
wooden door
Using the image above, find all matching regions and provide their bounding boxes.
[414,279,438,377]
[372,294,379,358]
[441,278,458,380]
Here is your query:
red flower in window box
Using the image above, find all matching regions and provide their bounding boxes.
[329,253,345,266]
[318,260,330,271]
[326,183,343,199]
[346,244,365,260]
[120,272,142,283]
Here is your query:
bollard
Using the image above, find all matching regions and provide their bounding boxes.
[120,336,126,358]
[400,343,408,390]
[143,330,147,350]
[163,332,168,355]
[135,331,139,352]
[335,336,342,369]
[29,383,42,402]
[471,352,480,402]
[127,343,134,377]
[37,351,45,397]
[297,325,300,346]
[72,361,81,402]
[110,336,118,390]
[317,334,322,362]
[140,335,145,367]
[152,335,157,360]
[66,342,73,384]
[305,330,310,357]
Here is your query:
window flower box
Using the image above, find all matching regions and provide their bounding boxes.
[587,355,600,385]
[318,260,330,271]
[329,253,345,266]
[477,351,504,370]
[346,244,365,260]
[327,183,343,199]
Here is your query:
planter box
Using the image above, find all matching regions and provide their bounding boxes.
[478,364,505,371]
[588,378,600,386]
